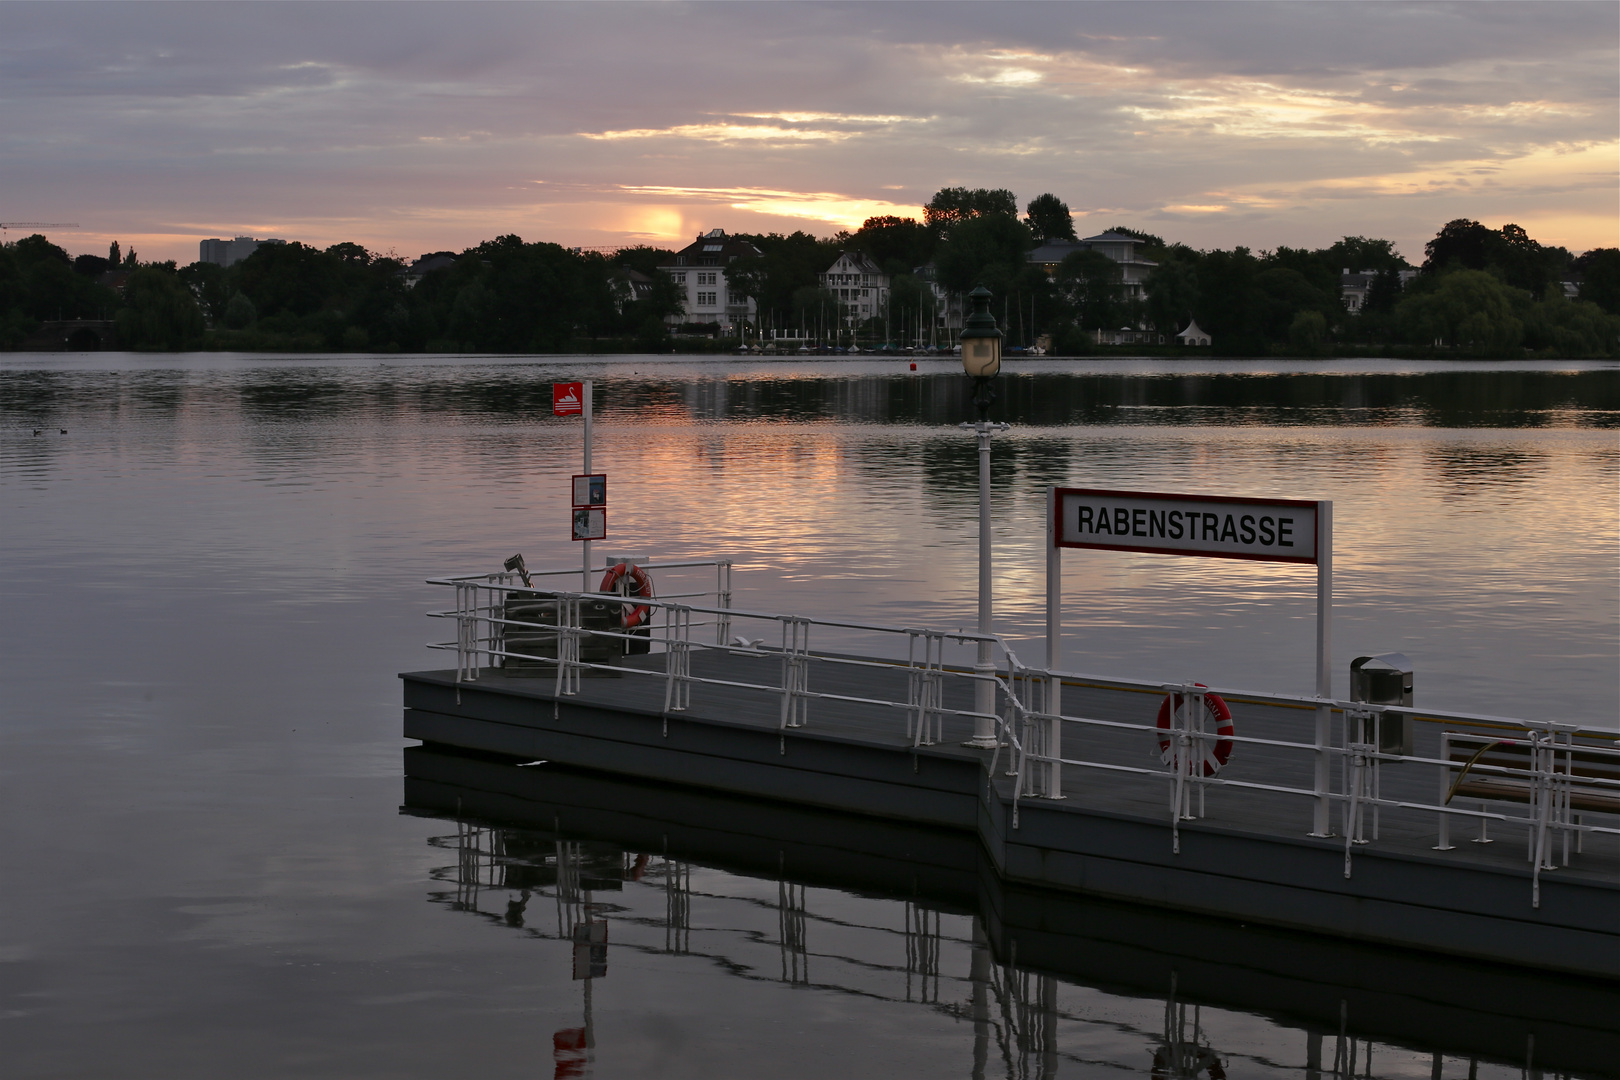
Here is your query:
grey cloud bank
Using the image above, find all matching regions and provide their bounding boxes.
[2,1,1614,263]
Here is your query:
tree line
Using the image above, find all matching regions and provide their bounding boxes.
[2,189,1616,356]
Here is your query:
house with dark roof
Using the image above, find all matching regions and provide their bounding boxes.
[656,229,762,334]
[1028,231,1159,299]
[403,251,459,289]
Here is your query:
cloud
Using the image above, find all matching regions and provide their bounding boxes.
[1,1,1613,261]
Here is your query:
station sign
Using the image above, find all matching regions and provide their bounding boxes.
[572,473,606,508]
[553,381,584,416]
[1053,487,1319,564]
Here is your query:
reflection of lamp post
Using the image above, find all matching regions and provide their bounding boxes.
[959,285,1007,748]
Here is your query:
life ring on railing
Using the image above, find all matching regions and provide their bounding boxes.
[1156,684,1235,777]
[600,561,654,629]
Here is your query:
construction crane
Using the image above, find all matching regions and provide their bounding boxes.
[1,222,79,236]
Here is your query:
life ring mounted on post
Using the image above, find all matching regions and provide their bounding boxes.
[599,561,654,629]
[1156,684,1235,776]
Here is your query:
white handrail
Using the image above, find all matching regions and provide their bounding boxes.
[422,567,1618,906]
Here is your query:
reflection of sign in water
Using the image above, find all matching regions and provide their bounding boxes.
[571,921,607,979]
[572,507,606,541]
[572,473,606,508]
[553,381,584,416]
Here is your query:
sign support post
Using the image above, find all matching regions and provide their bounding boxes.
[1045,487,1063,795]
[1311,500,1334,837]
[1047,487,1334,830]
[581,380,593,592]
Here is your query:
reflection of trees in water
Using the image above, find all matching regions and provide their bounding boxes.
[1424,444,1549,496]
[7,366,1612,430]
[663,371,1616,428]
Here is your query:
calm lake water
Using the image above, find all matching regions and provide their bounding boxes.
[1,354,1616,1078]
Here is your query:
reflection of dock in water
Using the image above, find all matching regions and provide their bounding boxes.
[405,752,1619,1078]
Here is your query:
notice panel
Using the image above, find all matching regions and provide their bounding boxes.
[572,473,606,508]
[1054,487,1318,564]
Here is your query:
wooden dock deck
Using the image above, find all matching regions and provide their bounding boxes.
[402,649,1620,980]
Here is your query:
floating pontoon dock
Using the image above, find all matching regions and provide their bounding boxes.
[401,562,1620,981]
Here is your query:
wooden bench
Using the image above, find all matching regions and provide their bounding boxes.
[1438,731,1620,858]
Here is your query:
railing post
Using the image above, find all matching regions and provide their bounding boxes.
[554,594,581,698]
[715,561,733,646]
[1434,731,1456,850]
[779,616,809,733]
[663,604,691,713]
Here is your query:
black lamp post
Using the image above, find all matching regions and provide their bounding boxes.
[959,285,1009,748]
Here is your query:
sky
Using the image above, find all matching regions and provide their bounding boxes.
[2,1,1616,266]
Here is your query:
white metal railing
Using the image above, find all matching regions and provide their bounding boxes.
[423,565,1619,908]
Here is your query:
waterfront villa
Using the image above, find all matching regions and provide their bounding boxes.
[657,229,762,335]
[1028,230,1159,300]
[818,251,890,322]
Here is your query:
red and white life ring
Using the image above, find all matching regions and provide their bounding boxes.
[1156,684,1235,776]
[599,561,654,629]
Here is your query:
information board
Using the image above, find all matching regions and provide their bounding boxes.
[571,507,606,541]
[572,473,606,508]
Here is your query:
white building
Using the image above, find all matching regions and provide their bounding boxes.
[1340,268,1419,312]
[657,229,762,334]
[198,236,286,268]
[1176,319,1211,346]
[818,251,889,323]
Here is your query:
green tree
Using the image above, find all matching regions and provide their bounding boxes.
[0,235,120,327]
[1572,248,1619,314]
[923,187,1018,237]
[1255,266,1338,343]
[116,266,204,349]
[1324,236,1407,274]
[934,214,1032,296]
[725,231,840,332]
[1422,219,1502,274]
[1193,247,1268,355]
[1361,268,1404,314]
[177,260,230,324]
[1053,248,1124,330]
[1523,285,1619,357]
[847,216,934,274]
[612,246,675,277]
[223,292,257,330]
[1288,310,1328,354]
[1397,269,1524,353]
[1024,194,1076,241]
[1144,247,1200,333]
[236,242,340,317]
[1104,226,1166,251]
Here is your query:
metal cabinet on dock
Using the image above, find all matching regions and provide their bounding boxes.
[499,591,624,675]
[1350,652,1415,755]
